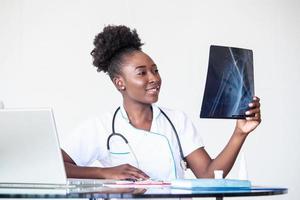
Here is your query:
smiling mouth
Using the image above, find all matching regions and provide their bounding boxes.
[146,85,160,94]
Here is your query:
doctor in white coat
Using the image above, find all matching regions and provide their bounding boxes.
[61,25,261,181]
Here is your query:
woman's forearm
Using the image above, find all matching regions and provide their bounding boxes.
[61,149,105,179]
[61,149,149,180]
[64,162,104,179]
[206,128,248,178]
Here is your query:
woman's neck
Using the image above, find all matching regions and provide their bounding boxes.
[123,101,153,131]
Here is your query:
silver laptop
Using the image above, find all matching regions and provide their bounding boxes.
[0,108,113,192]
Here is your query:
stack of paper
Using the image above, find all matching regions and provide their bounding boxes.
[103,179,171,188]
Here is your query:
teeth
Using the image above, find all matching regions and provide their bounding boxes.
[147,86,160,91]
[148,88,158,91]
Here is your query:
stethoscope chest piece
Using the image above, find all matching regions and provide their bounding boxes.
[180,160,188,171]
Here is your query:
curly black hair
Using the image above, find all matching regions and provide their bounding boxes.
[91,25,144,79]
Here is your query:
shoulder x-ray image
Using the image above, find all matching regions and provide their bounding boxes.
[200,45,254,119]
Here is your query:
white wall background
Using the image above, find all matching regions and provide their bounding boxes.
[1,0,299,199]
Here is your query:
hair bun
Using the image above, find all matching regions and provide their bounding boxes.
[91,25,143,73]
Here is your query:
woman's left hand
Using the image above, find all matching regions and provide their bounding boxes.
[236,96,261,135]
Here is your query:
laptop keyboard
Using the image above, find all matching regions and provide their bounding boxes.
[67,178,115,187]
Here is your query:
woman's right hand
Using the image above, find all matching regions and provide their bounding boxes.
[100,164,149,180]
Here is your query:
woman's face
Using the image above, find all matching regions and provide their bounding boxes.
[117,51,162,105]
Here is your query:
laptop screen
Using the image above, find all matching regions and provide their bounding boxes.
[200,45,254,119]
[0,109,67,185]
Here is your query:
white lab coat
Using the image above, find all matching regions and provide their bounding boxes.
[62,104,204,181]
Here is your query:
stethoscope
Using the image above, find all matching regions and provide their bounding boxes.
[106,107,188,171]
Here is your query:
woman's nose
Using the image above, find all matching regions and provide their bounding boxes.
[148,71,160,83]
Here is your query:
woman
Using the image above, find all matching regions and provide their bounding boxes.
[61,25,261,181]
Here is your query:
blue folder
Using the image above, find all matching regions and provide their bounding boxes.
[171,179,251,189]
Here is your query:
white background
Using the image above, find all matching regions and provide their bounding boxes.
[0,0,299,199]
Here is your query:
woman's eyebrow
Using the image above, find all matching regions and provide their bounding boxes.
[134,64,156,70]
[135,65,146,70]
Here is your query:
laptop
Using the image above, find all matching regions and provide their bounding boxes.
[0,108,114,193]
[200,45,254,119]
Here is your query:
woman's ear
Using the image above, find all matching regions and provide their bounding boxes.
[113,76,125,91]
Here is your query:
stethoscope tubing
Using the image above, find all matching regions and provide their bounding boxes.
[106,106,187,170]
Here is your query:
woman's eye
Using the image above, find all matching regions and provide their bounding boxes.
[154,69,159,73]
[137,71,146,75]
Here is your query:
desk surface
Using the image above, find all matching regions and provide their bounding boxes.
[0,186,288,199]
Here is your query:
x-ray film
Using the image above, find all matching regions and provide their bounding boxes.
[200,45,254,119]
